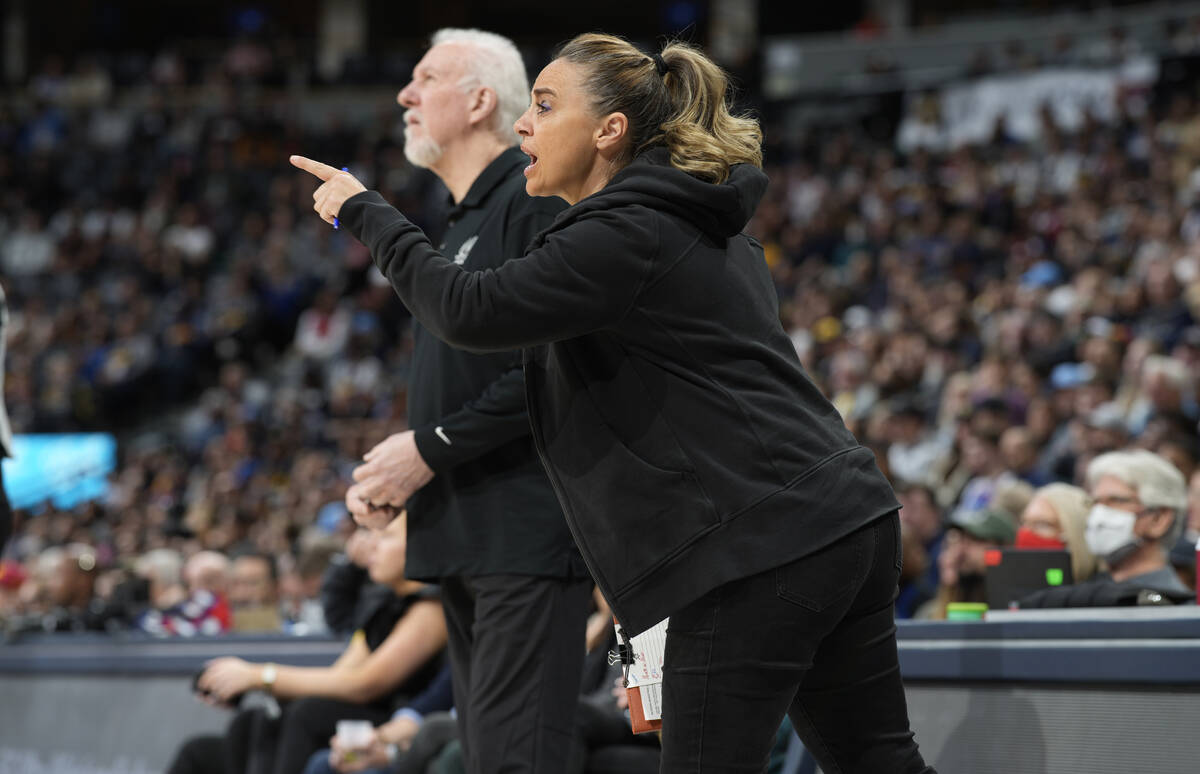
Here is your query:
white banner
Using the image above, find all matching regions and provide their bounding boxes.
[899,56,1159,150]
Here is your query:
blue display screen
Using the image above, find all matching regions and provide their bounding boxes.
[1,434,118,510]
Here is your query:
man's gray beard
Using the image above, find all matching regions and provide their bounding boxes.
[404,131,444,169]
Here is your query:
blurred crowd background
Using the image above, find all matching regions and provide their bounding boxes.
[2,0,1200,641]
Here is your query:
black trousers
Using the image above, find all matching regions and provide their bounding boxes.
[440,574,592,774]
[659,512,935,774]
[167,697,392,774]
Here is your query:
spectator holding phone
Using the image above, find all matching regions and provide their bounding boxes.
[167,512,447,774]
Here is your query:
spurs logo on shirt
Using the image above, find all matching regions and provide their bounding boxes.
[453,235,479,265]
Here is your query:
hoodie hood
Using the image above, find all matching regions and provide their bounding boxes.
[552,147,768,242]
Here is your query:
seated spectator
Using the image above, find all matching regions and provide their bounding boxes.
[18,543,99,631]
[1127,355,1198,436]
[320,526,398,636]
[895,482,945,619]
[566,630,662,774]
[1153,427,1198,484]
[953,428,1014,513]
[1080,402,1130,461]
[167,512,447,774]
[1020,449,1193,607]
[1000,426,1052,488]
[827,348,879,422]
[886,395,953,489]
[915,507,1015,619]
[1016,483,1098,584]
[183,551,232,597]
[86,564,152,631]
[136,548,187,612]
[304,585,663,774]
[44,543,98,625]
[302,663,457,774]
[229,552,284,632]
[566,590,660,774]
[0,560,28,619]
[139,549,233,637]
[989,478,1035,526]
[294,288,352,363]
[280,539,341,635]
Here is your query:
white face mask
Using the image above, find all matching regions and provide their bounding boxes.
[1085,504,1141,565]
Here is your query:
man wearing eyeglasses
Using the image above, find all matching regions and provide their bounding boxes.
[1020,449,1193,607]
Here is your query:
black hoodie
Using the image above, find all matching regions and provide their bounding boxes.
[340,148,899,635]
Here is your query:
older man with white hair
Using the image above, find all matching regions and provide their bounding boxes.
[340,30,588,774]
[182,550,231,597]
[1021,448,1193,607]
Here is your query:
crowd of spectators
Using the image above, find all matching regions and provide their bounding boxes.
[1,22,1200,774]
[753,64,1200,614]
[4,25,1200,643]
[0,41,451,636]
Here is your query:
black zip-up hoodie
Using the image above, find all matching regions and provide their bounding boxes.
[340,148,899,635]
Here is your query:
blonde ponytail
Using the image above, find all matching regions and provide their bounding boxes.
[656,42,762,183]
[556,34,762,184]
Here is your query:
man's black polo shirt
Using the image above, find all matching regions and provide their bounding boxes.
[404,146,585,580]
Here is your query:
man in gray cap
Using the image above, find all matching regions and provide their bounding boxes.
[916,506,1017,618]
[0,283,12,548]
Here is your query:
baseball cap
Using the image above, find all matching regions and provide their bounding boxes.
[948,507,1017,545]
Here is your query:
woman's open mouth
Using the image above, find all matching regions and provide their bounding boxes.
[521,146,538,176]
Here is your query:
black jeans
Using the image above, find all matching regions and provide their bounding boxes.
[659,512,934,774]
[441,574,592,774]
[184,697,391,774]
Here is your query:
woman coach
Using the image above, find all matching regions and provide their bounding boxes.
[293,32,934,774]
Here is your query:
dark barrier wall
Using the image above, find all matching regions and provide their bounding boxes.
[2,611,1200,773]
[0,634,346,774]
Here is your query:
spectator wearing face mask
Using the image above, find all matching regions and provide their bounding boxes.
[1014,483,1098,584]
[1020,449,1193,607]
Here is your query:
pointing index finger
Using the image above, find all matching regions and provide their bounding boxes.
[290,155,340,181]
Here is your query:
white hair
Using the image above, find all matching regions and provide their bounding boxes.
[36,544,96,577]
[430,28,529,144]
[183,550,230,590]
[35,547,66,579]
[1143,354,1192,391]
[1086,449,1188,545]
[136,548,184,587]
